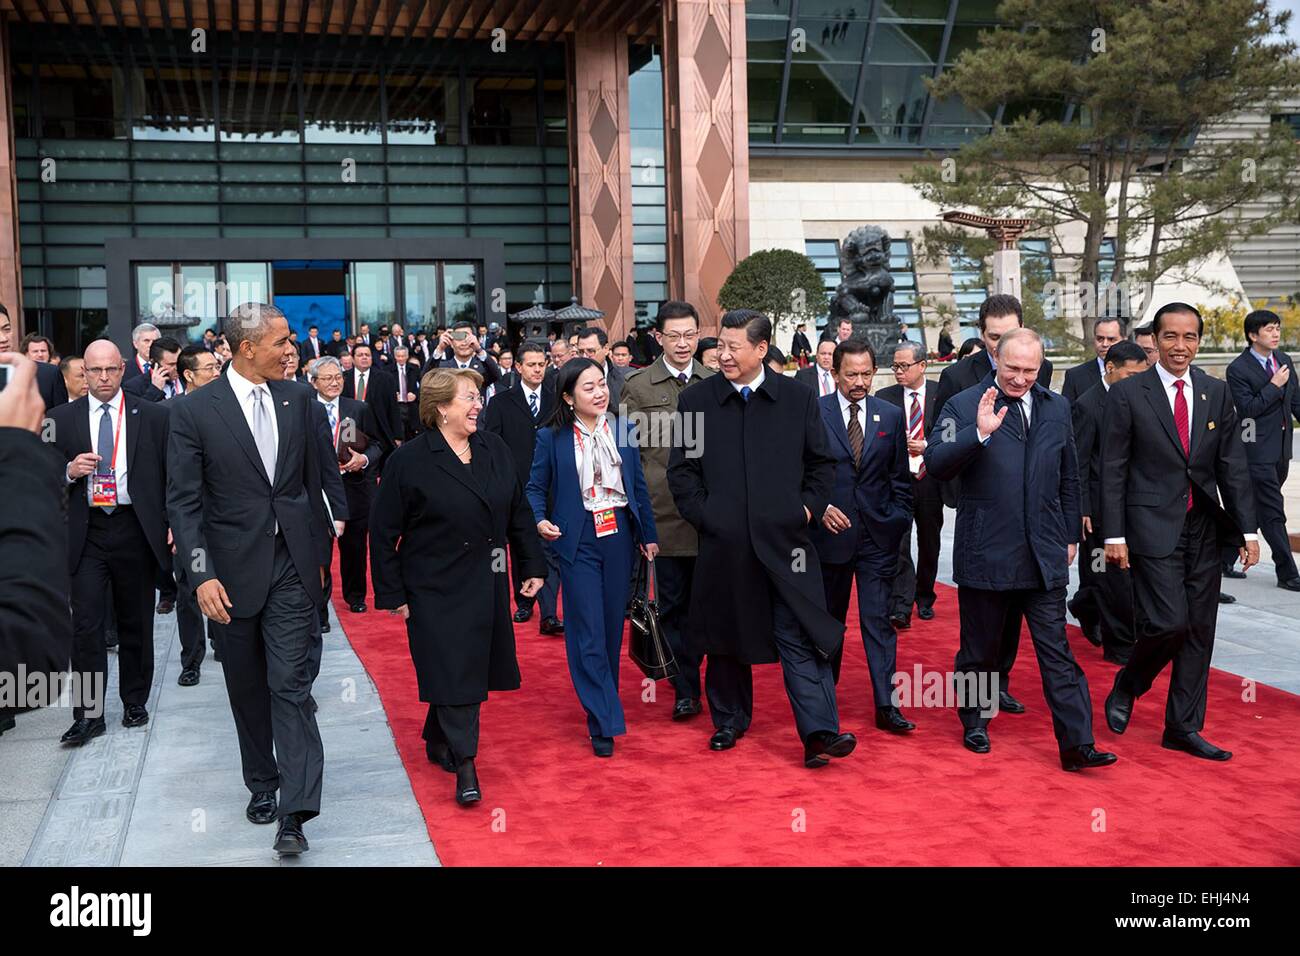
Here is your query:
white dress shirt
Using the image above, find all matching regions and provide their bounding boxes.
[835,388,863,432]
[521,383,544,414]
[227,363,280,454]
[663,357,694,381]
[730,367,766,395]
[76,389,132,505]
[816,366,835,397]
[904,381,928,474]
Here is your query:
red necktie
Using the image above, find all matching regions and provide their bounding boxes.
[1174,379,1191,511]
[1269,353,1278,375]
[909,392,926,479]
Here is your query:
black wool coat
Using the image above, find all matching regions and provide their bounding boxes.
[369,427,546,704]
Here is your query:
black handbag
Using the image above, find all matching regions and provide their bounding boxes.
[628,557,679,682]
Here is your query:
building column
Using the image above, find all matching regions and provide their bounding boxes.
[568,30,635,339]
[662,0,749,333]
[0,22,23,322]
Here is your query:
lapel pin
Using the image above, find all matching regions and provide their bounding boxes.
[282,401,289,406]
[1201,393,1206,400]
[872,414,880,422]
[1208,421,1216,430]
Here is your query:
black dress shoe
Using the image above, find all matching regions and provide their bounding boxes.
[513,606,533,623]
[177,667,200,687]
[539,617,564,636]
[273,814,309,854]
[60,717,106,746]
[122,704,149,728]
[803,730,857,768]
[590,736,615,757]
[875,706,915,733]
[348,603,367,613]
[962,728,990,753]
[709,727,744,751]
[1162,730,1232,761]
[455,759,482,804]
[1222,567,1247,579]
[1104,669,1134,735]
[426,741,457,773]
[246,790,278,824]
[1218,592,1236,604]
[917,605,935,621]
[998,690,1025,714]
[890,614,911,631]
[156,598,174,614]
[1278,578,1300,592]
[672,698,702,721]
[1060,743,1118,771]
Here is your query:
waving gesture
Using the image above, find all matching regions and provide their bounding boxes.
[976,387,1008,438]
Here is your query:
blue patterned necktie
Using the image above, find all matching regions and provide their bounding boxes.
[528,391,538,418]
[741,386,752,403]
[326,401,337,431]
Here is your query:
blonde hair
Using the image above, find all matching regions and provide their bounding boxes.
[419,368,483,428]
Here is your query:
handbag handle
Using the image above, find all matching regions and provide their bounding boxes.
[644,555,657,604]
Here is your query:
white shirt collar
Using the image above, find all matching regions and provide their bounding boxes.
[93,389,124,411]
[1102,378,1111,392]
[905,380,926,401]
[731,367,766,393]
[1155,362,1190,390]
[226,363,268,403]
[836,389,862,415]
[663,356,693,380]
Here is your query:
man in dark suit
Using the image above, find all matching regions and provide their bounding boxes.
[390,345,423,440]
[321,330,346,358]
[793,339,838,397]
[493,348,520,395]
[1225,309,1300,591]
[299,325,325,365]
[0,305,68,408]
[926,328,1115,770]
[168,302,348,855]
[480,341,563,633]
[877,341,942,626]
[620,301,715,716]
[1061,317,1123,404]
[49,339,171,745]
[931,294,1055,715]
[124,335,187,403]
[120,322,161,386]
[790,323,813,367]
[809,338,915,734]
[342,343,402,461]
[0,354,73,738]
[1102,303,1259,762]
[575,326,627,410]
[435,321,501,397]
[669,309,857,769]
[1069,341,1148,665]
[311,356,381,618]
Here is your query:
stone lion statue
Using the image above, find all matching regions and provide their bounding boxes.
[828,225,895,331]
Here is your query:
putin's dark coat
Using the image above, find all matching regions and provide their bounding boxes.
[668,370,841,663]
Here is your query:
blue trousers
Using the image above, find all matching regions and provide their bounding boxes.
[558,507,636,738]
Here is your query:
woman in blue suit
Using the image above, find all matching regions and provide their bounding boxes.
[526,358,658,757]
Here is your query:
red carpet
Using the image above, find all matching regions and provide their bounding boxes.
[334,562,1300,866]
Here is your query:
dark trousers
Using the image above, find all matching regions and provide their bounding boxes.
[956,584,1094,748]
[1121,508,1221,735]
[422,703,480,763]
[556,507,636,738]
[398,400,420,441]
[219,535,324,821]
[823,532,901,707]
[705,589,840,742]
[890,480,943,617]
[655,555,703,702]
[68,508,156,720]
[513,540,560,619]
[173,551,206,672]
[338,490,371,607]
[1249,460,1298,583]
[156,564,176,604]
[997,594,1023,694]
[1072,529,1137,658]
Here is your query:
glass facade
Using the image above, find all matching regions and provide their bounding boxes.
[12,25,571,353]
[629,43,668,331]
[748,0,1006,149]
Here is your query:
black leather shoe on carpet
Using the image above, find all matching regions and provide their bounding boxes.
[1060,744,1118,771]
[709,727,743,751]
[1161,730,1231,761]
[962,728,991,753]
[803,730,857,768]
[672,698,702,721]
[998,690,1025,714]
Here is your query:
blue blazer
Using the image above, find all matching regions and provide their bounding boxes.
[924,375,1080,590]
[809,393,913,565]
[525,416,658,566]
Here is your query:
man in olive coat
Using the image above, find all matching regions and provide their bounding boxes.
[621,301,714,719]
[668,309,856,769]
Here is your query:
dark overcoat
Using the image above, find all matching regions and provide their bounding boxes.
[369,427,546,704]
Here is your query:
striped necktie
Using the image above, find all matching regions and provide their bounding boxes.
[909,391,926,479]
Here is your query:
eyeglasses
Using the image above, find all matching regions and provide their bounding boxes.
[454,393,484,406]
[890,360,925,373]
[84,365,125,377]
[660,331,698,344]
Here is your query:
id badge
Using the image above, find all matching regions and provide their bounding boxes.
[594,507,619,538]
[90,472,118,508]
